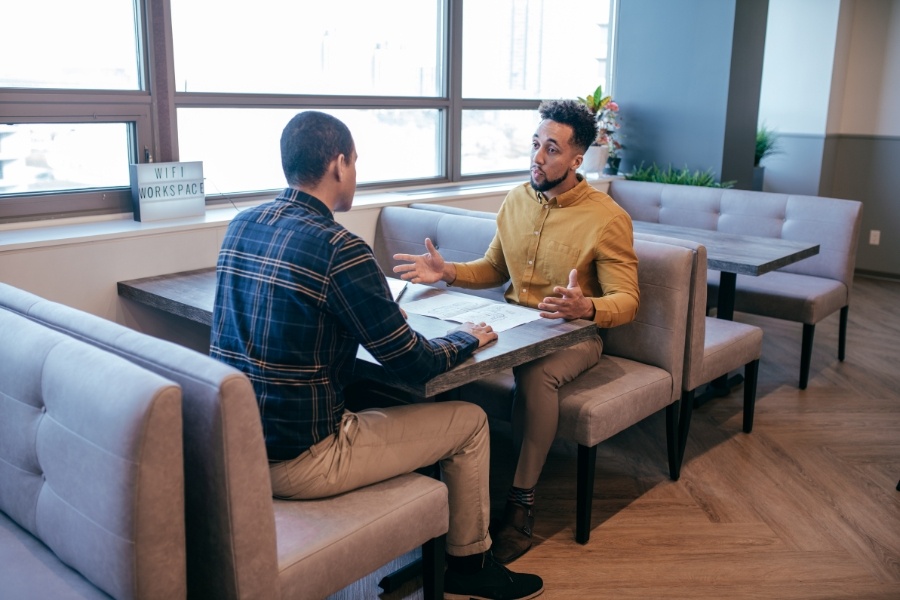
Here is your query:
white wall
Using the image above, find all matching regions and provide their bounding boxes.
[839,0,900,135]
[759,0,842,135]
[760,0,900,138]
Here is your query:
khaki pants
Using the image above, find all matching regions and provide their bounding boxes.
[269,401,492,556]
[512,336,604,489]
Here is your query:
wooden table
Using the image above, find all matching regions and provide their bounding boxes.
[632,222,820,320]
[117,268,599,399]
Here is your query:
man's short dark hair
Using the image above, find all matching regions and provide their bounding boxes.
[537,99,599,153]
[280,111,354,187]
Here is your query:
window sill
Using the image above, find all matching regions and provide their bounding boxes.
[0,175,617,253]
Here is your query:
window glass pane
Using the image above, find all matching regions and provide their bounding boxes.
[0,0,140,90]
[463,0,611,100]
[461,110,538,176]
[0,124,131,195]
[177,108,441,194]
[172,1,442,96]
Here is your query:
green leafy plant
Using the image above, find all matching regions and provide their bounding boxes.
[625,163,736,188]
[755,125,780,166]
[577,84,623,157]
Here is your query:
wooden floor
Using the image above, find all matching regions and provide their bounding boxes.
[332,275,900,599]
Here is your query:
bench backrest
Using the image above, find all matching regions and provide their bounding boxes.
[634,232,707,391]
[376,205,691,401]
[0,282,279,600]
[374,205,507,301]
[601,238,692,399]
[608,179,863,291]
[0,309,185,599]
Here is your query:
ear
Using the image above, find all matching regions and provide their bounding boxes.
[331,154,346,182]
[573,152,584,170]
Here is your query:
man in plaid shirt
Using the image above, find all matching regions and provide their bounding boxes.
[210,111,543,600]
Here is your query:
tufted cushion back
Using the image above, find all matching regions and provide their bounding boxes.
[0,309,184,600]
[374,205,507,301]
[0,281,279,600]
[608,179,862,292]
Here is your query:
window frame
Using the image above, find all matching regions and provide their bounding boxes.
[0,92,153,222]
[0,0,614,223]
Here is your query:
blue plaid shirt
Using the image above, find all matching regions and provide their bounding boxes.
[210,189,478,461]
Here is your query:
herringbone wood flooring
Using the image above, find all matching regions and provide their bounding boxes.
[332,275,900,599]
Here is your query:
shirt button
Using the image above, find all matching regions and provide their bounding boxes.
[528,260,533,265]
[533,231,539,235]
[522,288,527,293]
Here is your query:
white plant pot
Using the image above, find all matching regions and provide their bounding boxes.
[580,145,609,177]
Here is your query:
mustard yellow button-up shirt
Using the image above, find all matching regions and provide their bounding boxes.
[452,177,640,328]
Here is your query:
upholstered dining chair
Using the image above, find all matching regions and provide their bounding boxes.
[637,233,764,472]
[448,237,695,544]
[554,237,694,543]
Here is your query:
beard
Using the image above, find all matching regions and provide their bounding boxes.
[530,169,569,193]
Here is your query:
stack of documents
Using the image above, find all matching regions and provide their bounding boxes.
[401,290,540,332]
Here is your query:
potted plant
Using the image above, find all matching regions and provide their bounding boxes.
[753,125,780,191]
[577,84,624,175]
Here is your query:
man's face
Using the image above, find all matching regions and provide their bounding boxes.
[530,119,582,196]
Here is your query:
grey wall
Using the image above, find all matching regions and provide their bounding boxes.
[614,0,768,189]
[616,0,900,278]
[829,134,900,277]
[758,134,827,195]
[757,0,900,278]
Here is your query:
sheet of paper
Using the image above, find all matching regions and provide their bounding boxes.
[402,290,540,332]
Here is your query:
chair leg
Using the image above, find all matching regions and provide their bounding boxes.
[743,359,760,433]
[421,535,445,600]
[576,444,598,545]
[839,305,849,361]
[677,389,696,474]
[800,323,815,389]
[666,402,679,480]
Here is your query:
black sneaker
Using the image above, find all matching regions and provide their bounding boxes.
[444,552,544,600]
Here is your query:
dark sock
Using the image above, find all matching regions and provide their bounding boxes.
[508,485,535,507]
[446,552,486,574]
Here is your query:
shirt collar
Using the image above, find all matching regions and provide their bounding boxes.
[532,174,591,208]
[277,187,334,219]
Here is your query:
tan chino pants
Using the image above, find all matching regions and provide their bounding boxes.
[269,400,492,556]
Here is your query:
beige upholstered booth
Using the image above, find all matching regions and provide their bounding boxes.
[634,233,764,470]
[0,282,449,600]
[0,309,186,600]
[374,206,695,544]
[555,237,693,543]
[608,179,862,389]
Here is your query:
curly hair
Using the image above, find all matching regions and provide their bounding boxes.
[280,111,354,187]
[538,99,599,153]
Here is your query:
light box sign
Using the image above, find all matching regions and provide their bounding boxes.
[130,161,205,222]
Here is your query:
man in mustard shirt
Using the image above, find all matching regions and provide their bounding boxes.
[393,99,640,564]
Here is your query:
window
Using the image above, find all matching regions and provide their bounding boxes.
[0,0,142,91]
[0,0,147,221]
[177,108,442,193]
[0,123,133,194]
[0,0,616,221]
[171,1,442,96]
[462,1,612,100]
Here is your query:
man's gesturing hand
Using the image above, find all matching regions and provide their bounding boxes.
[537,268,596,321]
[392,238,452,284]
